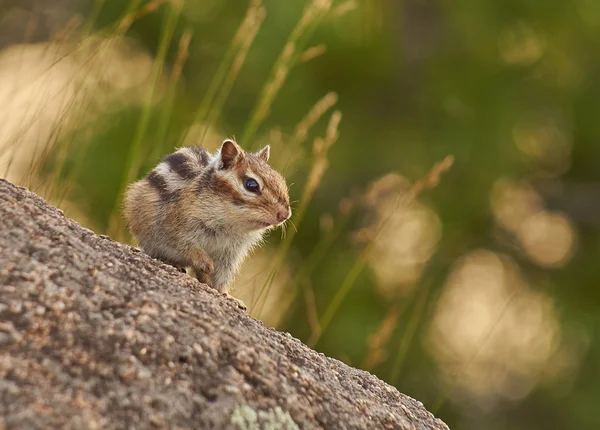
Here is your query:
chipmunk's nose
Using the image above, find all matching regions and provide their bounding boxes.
[277,207,291,223]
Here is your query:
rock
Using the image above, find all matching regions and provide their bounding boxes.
[0,179,449,430]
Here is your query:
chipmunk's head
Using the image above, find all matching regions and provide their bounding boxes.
[206,139,291,233]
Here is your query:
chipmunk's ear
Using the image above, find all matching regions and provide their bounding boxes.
[219,139,243,169]
[257,145,270,162]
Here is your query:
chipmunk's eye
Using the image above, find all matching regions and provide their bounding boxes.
[244,177,260,193]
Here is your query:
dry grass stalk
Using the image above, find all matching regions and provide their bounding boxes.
[171,31,192,81]
[295,92,338,144]
[118,0,169,33]
[108,0,183,238]
[189,0,265,147]
[299,45,327,63]
[309,154,454,347]
[407,155,455,200]
[325,109,342,142]
[303,282,321,339]
[199,2,266,146]
[253,110,342,312]
[232,0,264,46]
[389,284,431,384]
[242,0,333,145]
[304,110,342,198]
[146,29,193,163]
[365,156,454,250]
[291,0,331,41]
[252,66,289,137]
[1,4,99,171]
[275,90,338,176]
[332,0,358,17]
[51,16,84,43]
[276,194,356,330]
[2,30,115,190]
[230,7,265,76]
[39,0,175,200]
[362,305,402,370]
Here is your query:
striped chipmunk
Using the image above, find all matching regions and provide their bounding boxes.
[123,139,291,307]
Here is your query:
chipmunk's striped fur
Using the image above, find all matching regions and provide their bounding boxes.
[124,139,291,294]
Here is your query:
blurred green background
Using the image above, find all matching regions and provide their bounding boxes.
[1,0,599,429]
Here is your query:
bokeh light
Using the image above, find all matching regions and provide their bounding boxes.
[517,211,576,268]
[0,36,152,186]
[356,173,442,297]
[491,178,578,268]
[499,21,545,66]
[512,113,572,176]
[428,250,562,402]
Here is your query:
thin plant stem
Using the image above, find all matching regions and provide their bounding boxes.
[241,0,332,148]
[118,0,167,33]
[251,185,309,311]
[80,0,108,37]
[293,91,338,145]
[278,211,350,330]
[0,0,144,157]
[252,110,341,314]
[51,0,168,204]
[303,281,321,337]
[15,0,162,197]
[308,155,455,348]
[181,0,263,147]
[389,282,432,383]
[200,3,266,146]
[362,304,403,371]
[151,28,192,161]
[108,0,180,237]
[308,240,372,348]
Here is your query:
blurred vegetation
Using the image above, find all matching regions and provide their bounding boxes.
[1,0,600,429]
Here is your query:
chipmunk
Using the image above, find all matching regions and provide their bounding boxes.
[123,139,291,305]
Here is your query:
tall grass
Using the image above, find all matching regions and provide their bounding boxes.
[241,0,334,147]
[253,109,342,313]
[183,0,266,148]
[0,0,452,400]
[150,29,192,162]
[108,0,182,238]
[307,155,455,347]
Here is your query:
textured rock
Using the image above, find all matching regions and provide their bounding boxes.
[0,178,449,430]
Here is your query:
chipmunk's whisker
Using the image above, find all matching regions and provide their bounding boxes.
[288,218,298,233]
[281,222,287,239]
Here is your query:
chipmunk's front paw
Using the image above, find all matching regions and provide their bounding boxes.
[194,270,214,288]
[224,293,247,311]
[192,249,214,276]
[197,259,214,275]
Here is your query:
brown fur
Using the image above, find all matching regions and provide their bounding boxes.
[123,139,291,294]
